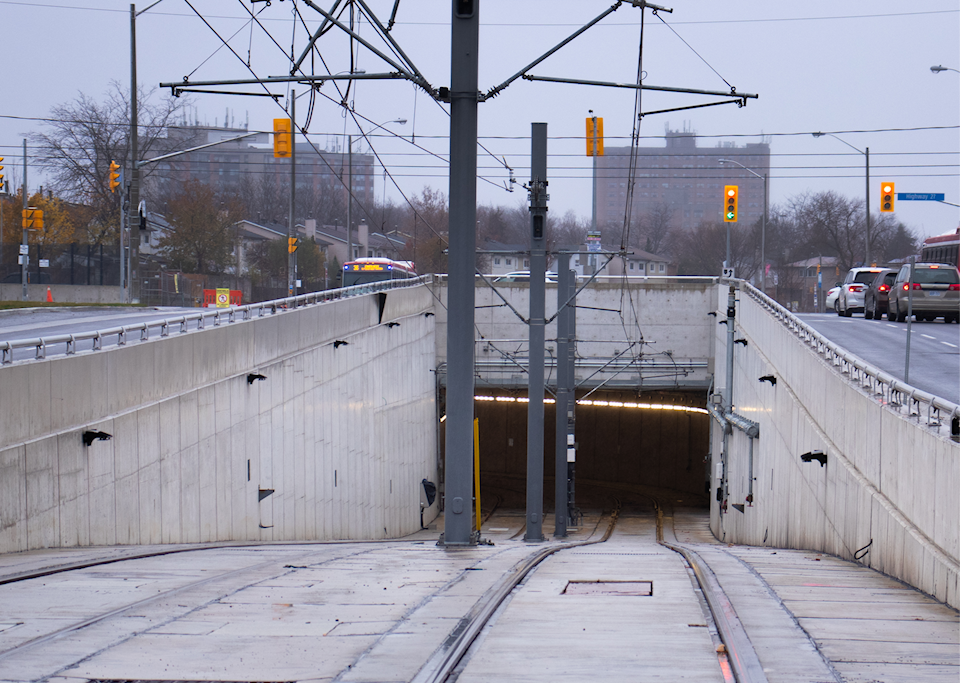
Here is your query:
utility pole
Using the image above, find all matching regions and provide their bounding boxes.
[864,147,871,266]
[129,3,141,303]
[288,91,296,296]
[590,111,598,232]
[442,0,479,546]
[346,134,352,262]
[525,122,548,543]
[554,253,577,537]
[20,140,27,301]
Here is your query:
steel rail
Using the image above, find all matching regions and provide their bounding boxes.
[0,276,432,365]
[743,282,960,437]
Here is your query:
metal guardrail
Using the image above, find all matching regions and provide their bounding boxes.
[0,276,433,365]
[743,282,960,438]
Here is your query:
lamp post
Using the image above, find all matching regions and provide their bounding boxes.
[812,132,871,266]
[930,65,960,73]
[719,158,767,294]
[344,118,406,263]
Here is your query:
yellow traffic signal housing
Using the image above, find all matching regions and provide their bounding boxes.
[274,119,292,158]
[723,185,739,222]
[22,207,43,230]
[109,161,121,193]
[880,182,895,212]
[585,117,604,157]
[288,236,299,254]
[0,156,4,185]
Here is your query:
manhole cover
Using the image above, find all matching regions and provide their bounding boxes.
[562,580,653,596]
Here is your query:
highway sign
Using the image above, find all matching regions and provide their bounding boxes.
[897,193,945,201]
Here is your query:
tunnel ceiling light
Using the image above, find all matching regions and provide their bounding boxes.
[474,395,708,415]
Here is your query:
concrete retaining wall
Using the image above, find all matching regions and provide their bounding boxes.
[711,284,959,607]
[0,284,124,304]
[0,286,438,552]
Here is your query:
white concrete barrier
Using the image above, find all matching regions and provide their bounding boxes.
[712,283,959,608]
[0,285,438,551]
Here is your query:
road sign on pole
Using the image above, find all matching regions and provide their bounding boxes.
[897,193,945,201]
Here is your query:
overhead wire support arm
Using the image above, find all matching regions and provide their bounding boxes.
[482,1,628,102]
[520,74,757,102]
[290,0,345,74]
[136,131,260,169]
[353,0,433,94]
[162,72,406,95]
[640,98,748,118]
[169,88,283,99]
[300,0,434,95]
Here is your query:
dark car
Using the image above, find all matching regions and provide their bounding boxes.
[863,268,897,320]
[887,262,960,323]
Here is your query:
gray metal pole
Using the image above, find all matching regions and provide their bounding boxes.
[554,253,576,537]
[760,173,767,295]
[288,91,296,296]
[129,3,141,303]
[347,134,352,263]
[905,256,915,383]
[21,139,27,301]
[865,148,871,266]
[722,284,736,501]
[525,122,548,543]
[441,0,480,546]
[590,113,597,232]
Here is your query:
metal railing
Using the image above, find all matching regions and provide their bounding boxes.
[0,276,432,365]
[743,282,960,438]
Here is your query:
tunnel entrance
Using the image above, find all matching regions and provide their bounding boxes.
[440,389,711,512]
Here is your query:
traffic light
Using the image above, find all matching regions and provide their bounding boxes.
[585,116,604,157]
[880,182,895,212]
[723,185,739,222]
[109,161,121,193]
[274,119,292,158]
[288,236,299,254]
[22,207,43,230]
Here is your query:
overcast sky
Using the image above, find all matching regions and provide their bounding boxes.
[1,0,957,242]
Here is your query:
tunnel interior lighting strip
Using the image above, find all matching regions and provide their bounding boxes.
[474,395,708,415]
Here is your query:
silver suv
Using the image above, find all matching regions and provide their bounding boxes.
[837,267,885,316]
[887,263,960,323]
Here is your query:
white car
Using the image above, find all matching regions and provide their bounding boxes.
[837,268,885,316]
[825,286,840,311]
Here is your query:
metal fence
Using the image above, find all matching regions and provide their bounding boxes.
[0,242,121,287]
[0,275,434,365]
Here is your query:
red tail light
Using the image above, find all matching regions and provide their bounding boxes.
[849,285,864,293]
[902,283,922,290]
[878,284,889,292]
[949,284,960,291]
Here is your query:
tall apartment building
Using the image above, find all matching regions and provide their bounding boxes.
[595,128,770,234]
[157,125,375,211]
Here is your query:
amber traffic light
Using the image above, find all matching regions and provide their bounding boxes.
[723,185,739,222]
[288,236,299,254]
[880,182,895,212]
[585,116,604,157]
[274,119,292,158]
[108,161,121,193]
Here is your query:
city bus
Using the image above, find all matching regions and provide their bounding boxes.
[341,258,417,287]
[921,227,959,269]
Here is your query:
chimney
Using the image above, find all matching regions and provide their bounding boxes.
[305,218,316,240]
[359,222,369,258]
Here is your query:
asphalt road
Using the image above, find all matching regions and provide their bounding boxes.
[797,312,960,405]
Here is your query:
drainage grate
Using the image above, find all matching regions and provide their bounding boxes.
[563,580,653,596]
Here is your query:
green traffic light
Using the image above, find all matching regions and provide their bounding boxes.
[726,211,735,219]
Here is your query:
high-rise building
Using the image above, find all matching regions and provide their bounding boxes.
[595,127,770,235]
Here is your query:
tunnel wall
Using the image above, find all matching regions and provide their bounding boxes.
[712,284,959,607]
[473,391,709,499]
[0,286,438,552]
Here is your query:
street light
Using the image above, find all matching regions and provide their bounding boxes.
[812,132,872,266]
[930,65,960,73]
[345,118,406,262]
[719,158,767,295]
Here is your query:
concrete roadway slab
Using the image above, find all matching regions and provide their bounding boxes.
[0,512,957,682]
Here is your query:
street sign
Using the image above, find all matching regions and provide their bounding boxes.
[897,193,945,201]
[39,259,49,268]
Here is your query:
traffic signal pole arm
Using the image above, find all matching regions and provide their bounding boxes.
[136,131,259,169]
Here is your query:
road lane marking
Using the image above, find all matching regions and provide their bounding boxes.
[886,324,899,329]
[921,334,937,340]
[943,341,958,348]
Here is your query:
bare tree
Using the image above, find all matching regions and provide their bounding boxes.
[674,220,757,278]
[30,83,194,245]
[160,180,241,274]
[638,203,674,255]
